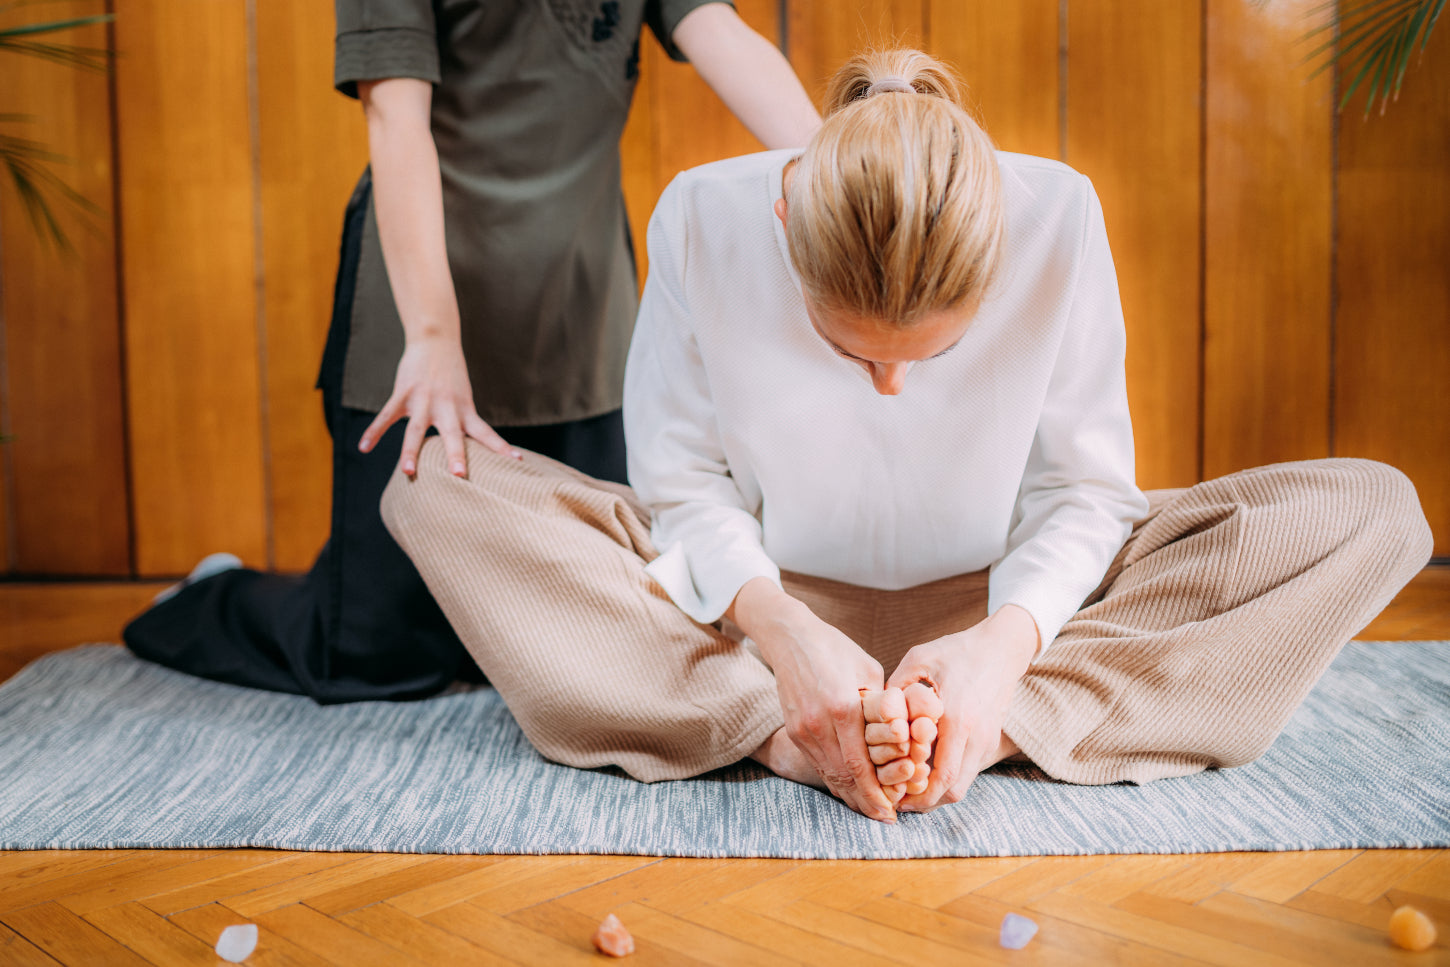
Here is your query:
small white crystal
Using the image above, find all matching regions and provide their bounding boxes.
[215,924,258,963]
[999,912,1038,950]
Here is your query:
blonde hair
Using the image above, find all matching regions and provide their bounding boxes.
[785,49,1004,328]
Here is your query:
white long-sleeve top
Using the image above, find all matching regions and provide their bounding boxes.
[623,148,1149,651]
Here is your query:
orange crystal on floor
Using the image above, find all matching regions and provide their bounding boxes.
[1388,905,1436,952]
[592,913,635,957]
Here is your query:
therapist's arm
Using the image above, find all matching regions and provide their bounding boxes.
[355,77,517,476]
[672,4,821,149]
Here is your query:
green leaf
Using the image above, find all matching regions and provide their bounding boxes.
[1303,0,1417,68]
[0,36,109,70]
[0,119,104,252]
[1305,0,1444,115]
[1340,27,1396,112]
[0,13,111,39]
[1387,0,1431,101]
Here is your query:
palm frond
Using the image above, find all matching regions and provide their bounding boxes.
[0,9,114,250]
[0,124,103,252]
[1299,0,1445,116]
[0,12,112,71]
[0,13,111,38]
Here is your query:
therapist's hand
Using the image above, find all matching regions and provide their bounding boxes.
[730,578,897,823]
[887,604,1039,812]
[359,333,518,477]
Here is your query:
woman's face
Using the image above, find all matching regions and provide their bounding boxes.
[777,160,974,395]
[804,300,974,396]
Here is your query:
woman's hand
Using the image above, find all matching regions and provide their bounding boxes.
[731,578,897,822]
[359,333,518,477]
[887,604,1040,812]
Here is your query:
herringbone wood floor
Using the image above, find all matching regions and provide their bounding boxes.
[1,568,1447,965]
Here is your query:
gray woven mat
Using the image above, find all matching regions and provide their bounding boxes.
[0,643,1446,858]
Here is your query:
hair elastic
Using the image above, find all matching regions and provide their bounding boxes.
[865,77,916,97]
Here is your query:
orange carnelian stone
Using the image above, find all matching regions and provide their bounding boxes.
[1389,906,1436,952]
[592,913,636,957]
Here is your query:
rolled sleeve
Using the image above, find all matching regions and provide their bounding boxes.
[988,177,1149,651]
[334,0,440,98]
[645,0,734,61]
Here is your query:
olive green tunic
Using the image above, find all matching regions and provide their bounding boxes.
[333,0,727,424]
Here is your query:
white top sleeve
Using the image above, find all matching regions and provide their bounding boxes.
[987,178,1150,649]
[623,179,783,624]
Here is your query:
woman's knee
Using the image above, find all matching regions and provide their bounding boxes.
[378,437,458,545]
[1269,458,1432,569]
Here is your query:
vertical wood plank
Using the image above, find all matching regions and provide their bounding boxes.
[929,0,1060,157]
[650,0,781,184]
[1067,1,1203,490]
[0,2,130,574]
[620,34,661,283]
[1335,25,1450,555]
[115,0,268,575]
[254,0,369,571]
[1202,0,1333,479]
[787,0,927,109]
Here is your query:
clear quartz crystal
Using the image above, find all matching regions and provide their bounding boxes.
[999,912,1039,950]
[215,924,258,963]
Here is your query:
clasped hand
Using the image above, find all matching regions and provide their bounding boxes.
[738,577,1039,821]
[888,604,1039,813]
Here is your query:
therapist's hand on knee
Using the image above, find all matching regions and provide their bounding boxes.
[731,578,897,823]
[888,604,1039,812]
[359,335,518,477]
[355,77,520,479]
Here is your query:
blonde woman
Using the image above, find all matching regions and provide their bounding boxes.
[381,50,1431,823]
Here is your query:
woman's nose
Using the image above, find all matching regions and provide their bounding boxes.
[870,361,911,395]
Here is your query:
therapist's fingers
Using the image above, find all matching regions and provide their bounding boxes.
[359,394,405,455]
[398,411,430,477]
[436,410,468,477]
[464,411,520,459]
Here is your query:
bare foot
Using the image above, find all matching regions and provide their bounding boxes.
[862,683,943,796]
[749,728,826,789]
[995,732,1026,765]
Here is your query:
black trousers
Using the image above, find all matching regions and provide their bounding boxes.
[123,171,627,703]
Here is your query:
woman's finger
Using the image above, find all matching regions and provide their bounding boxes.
[436,410,467,477]
[830,709,895,822]
[463,412,521,459]
[359,396,404,454]
[399,410,430,476]
[903,706,970,812]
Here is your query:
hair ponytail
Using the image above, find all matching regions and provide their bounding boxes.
[786,49,1004,328]
[822,49,966,116]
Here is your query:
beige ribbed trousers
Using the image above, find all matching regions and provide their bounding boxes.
[380,441,1432,785]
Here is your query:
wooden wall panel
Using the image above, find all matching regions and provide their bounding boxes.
[620,37,662,283]
[1067,0,1202,491]
[787,0,927,108]
[0,1,1446,581]
[0,3,130,575]
[255,2,370,572]
[1335,26,1450,555]
[929,0,1060,158]
[115,0,268,575]
[626,0,782,280]
[1202,0,1333,479]
[650,0,780,185]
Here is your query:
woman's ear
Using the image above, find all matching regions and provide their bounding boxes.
[773,196,788,230]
